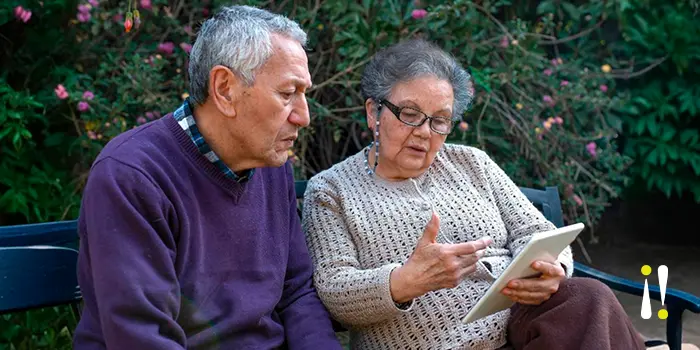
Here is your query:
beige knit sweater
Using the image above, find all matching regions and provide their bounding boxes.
[301,143,574,350]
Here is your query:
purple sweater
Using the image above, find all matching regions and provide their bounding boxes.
[73,115,341,350]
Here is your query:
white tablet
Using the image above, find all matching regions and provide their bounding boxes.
[461,222,585,324]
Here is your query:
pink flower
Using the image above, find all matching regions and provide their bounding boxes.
[551,58,559,66]
[600,84,608,92]
[137,116,147,124]
[146,112,155,120]
[179,42,192,54]
[87,131,97,140]
[77,101,90,112]
[78,4,91,13]
[565,184,574,196]
[411,9,428,19]
[88,0,99,6]
[500,35,509,48]
[542,95,554,106]
[54,84,69,100]
[82,91,94,100]
[573,194,583,206]
[157,42,175,55]
[543,69,553,76]
[560,80,569,87]
[586,142,597,157]
[140,0,152,9]
[14,6,32,23]
[184,25,193,35]
[77,11,91,22]
[554,116,563,124]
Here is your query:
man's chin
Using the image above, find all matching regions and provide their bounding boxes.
[263,150,289,168]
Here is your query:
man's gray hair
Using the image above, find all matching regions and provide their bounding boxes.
[188,5,307,105]
[360,38,474,121]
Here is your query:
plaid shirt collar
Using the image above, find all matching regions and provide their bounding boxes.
[173,98,254,183]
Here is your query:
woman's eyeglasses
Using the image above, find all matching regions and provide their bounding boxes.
[378,100,454,135]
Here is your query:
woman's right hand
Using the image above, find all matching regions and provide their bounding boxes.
[390,212,492,303]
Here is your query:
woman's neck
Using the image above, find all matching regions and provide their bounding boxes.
[367,144,422,182]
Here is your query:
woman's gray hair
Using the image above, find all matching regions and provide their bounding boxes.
[360,38,474,121]
[188,5,307,105]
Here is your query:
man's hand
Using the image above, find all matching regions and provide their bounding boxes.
[500,258,566,305]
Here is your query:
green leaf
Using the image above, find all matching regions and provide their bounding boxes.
[647,148,658,165]
[0,189,14,207]
[680,130,699,145]
[661,180,672,198]
[692,158,700,176]
[633,14,650,34]
[661,127,676,142]
[536,1,556,14]
[646,118,659,137]
[680,96,697,115]
[633,97,651,109]
[12,132,21,148]
[362,0,372,11]
[667,146,679,160]
[0,127,12,140]
[658,145,667,165]
[561,2,580,19]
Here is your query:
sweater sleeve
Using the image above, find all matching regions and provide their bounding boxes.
[275,164,343,350]
[301,179,412,329]
[477,150,574,277]
[75,157,187,349]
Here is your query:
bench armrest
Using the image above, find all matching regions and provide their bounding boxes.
[573,262,700,314]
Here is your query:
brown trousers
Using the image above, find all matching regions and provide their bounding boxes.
[502,277,647,350]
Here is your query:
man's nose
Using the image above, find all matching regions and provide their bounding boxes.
[289,94,310,128]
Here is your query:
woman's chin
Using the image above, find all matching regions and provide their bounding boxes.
[397,160,429,175]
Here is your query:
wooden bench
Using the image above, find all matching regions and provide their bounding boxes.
[1,181,698,349]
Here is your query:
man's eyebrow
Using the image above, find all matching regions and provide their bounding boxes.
[287,77,313,90]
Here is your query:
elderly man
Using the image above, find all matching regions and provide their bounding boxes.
[73,5,342,350]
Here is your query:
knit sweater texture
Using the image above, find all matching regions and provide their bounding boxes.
[302,143,574,350]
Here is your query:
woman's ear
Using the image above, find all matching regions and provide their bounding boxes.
[208,65,240,118]
[365,98,378,131]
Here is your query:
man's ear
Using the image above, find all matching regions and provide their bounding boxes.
[365,98,378,131]
[208,65,241,118]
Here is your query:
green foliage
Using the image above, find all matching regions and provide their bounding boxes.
[0,80,81,223]
[606,1,700,202]
[0,306,77,350]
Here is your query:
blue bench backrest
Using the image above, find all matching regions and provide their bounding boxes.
[0,246,81,313]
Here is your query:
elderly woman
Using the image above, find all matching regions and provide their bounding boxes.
[302,38,645,350]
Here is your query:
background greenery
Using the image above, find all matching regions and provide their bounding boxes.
[0,0,698,348]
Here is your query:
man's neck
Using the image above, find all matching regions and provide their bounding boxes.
[192,102,252,174]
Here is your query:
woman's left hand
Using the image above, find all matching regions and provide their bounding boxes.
[500,258,566,305]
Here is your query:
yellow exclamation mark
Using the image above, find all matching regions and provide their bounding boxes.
[641,265,669,320]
